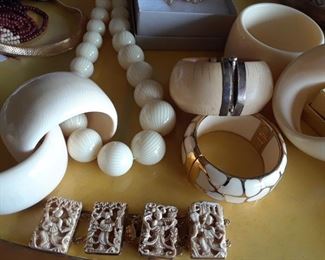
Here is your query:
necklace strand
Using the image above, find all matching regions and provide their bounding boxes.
[64,0,176,177]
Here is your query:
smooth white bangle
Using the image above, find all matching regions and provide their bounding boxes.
[273,44,325,161]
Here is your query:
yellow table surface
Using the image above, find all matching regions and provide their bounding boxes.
[0,1,324,259]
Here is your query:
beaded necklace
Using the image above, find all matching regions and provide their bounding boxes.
[0,0,48,45]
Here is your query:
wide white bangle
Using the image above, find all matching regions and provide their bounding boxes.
[0,72,118,214]
[273,44,325,161]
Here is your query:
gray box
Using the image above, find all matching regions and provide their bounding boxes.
[129,0,237,51]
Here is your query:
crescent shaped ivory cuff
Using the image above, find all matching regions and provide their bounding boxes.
[169,58,273,116]
[0,72,118,214]
[273,45,325,161]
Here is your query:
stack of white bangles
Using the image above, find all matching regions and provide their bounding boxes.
[0,0,176,215]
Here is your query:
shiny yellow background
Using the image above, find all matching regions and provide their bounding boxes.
[0,1,324,259]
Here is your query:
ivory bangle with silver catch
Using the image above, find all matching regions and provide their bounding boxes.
[182,114,287,203]
[170,58,273,116]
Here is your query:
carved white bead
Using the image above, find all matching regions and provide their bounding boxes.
[109,18,130,36]
[87,19,106,35]
[112,0,128,8]
[118,44,144,70]
[131,130,166,165]
[97,141,133,177]
[139,100,176,136]
[67,128,103,163]
[96,0,111,10]
[111,7,129,19]
[112,30,135,52]
[60,114,88,137]
[134,80,164,107]
[127,61,153,87]
[90,7,109,23]
[83,31,103,48]
[76,42,99,63]
[70,57,94,78]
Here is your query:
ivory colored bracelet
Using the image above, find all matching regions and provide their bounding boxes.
[169,57,273,116]
[273,44,325,161]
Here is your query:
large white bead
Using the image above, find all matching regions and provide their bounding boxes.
[90,7,109,23]
[60,114,88,137]
[112,0,128,8]
[139,100,176,136]
[127,61,153,87]
[109,18,130,36]
[131,130,166,165]
[70,57,94,78]
[76,42,99,63]
[134,80,164,107]
[83,31,103,48]
[87,19,106,35]
[118,44,144,70]
[97,141,133,176]
[96,0,111,10]
[112,30,135,52]
[67,128,103,163]
[111,7,129,19]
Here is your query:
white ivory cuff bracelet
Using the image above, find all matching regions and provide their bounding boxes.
[182,114,287,203]
[273,44,325,161]
[0,72,118,215]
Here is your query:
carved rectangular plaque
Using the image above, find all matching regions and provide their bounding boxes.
[84,202,127,255]
[189,201,227,259]
[29,197,82,254]
[138,203,178,258]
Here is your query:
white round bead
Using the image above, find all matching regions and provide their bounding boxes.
[112,30,135,52]
[97,141,133,176]
[76,42,99,63]
[127,61,153,87]
[112,0,128,8]
[96,0,111,10]
[60,114,88,137]
[91,7,109,23]
[109,18,130,36]
[118,44,144,70]
[111,7,129,19]
[67,128,103,163]
[70,57,94,78]
[139,100,176,136]
[131,130,166,165]
[134,80,164,107]
[83,31,103,49]
[87,19,106,35]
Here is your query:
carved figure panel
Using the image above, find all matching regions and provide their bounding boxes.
[84,202,127,255]
[189,201,227,259]
[29,197,82,254]
[139,203,178,258]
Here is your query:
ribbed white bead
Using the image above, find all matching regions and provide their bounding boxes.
[109,18,130,36]
[134,80,164,107]
[83,31,103,49]
[87,19,106,35]
[112,30,135,52]
[131,130,166,165]
[70,57,94,78]
[96,0,111,10]
[111,7,129,19]
[139,100,176,136]
[97,141,134,176]
[60,114,88,137]
[112,0,128,8]
[91,7,109,23]
[127,61,153,87]
[118,44,144,70]
[76,42,99,63]
[67,128,103,163]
